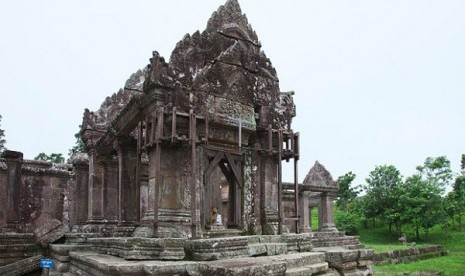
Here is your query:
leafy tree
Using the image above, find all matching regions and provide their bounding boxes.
[35,152,65,164]
[416,156,453,193]
[0,115,6,154]
[363,165,403,233]
[336,171,360,210]
[451,154,465,230]
[400,174,443,240]
[68,130,85,157]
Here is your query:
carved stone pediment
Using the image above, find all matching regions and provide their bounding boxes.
[303,161,339,193]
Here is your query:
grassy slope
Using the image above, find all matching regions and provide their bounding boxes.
[358,224,465,276]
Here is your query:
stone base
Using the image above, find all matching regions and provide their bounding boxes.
[85,237,187,260]
[320,223,338,232]
[203,228,243,238]
[188,236,250,261]
[133,225,155,238]
[312,231,364,249]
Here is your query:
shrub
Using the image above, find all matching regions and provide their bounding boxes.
[335,209,360,235]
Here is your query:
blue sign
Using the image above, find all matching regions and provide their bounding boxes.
[39,258,55,269]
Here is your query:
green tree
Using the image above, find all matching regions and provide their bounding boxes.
[364,165,403,233]
[416,156,453,193]
[452,154,465,230]
[336,171,359,210]
[68,130,85,157]
[401,174,443,240]
[35,152,65,164]
[0,115,6,154]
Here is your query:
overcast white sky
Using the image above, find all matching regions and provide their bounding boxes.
[1,0,464,185]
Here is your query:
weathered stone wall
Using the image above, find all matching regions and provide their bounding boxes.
[0,153,74,236]
[373,245,448,265]
[0,163,7,227]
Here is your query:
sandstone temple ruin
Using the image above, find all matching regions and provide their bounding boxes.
[0,1,374,275]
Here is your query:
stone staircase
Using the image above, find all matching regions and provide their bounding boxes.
[0,254,43,276]
[0,233,43,266]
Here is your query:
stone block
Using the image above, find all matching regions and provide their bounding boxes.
[265,243,288,256]
[200,258,287,276]
[357,260,372,267]
[333,261,358,270]
[189,236,249,261]
[33,217,68,246]
[248,243,267,256]
[358,249,374,260]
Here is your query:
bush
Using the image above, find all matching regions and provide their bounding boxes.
[335,209,359,235]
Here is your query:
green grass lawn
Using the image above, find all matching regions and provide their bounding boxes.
[357,223,465,276]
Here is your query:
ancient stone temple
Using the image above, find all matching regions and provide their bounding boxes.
[78,0,299,238]
[0,1,374,275]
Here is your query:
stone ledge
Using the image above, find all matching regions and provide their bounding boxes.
[373,244,448,265]
[86,237,187,260]
[188,236,249,261]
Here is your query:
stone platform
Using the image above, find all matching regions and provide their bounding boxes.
[68,251,329,276]
[42,232,374,275]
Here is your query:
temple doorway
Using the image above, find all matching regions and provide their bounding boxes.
[311,206,320,231]
[203,151,242,229]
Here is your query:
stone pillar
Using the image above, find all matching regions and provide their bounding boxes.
[117,137,139,225]
[260,155,279,235]
[320,192,337,231]
[133,148,155,237]
[3,151,23,232]
[70,154,89,226]
[299,191,312,233]
[101,156,119,223]
[87,149,104,223]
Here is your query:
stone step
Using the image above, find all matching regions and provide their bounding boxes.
[312,231,346,238]
[203,228,243,238]
[0,244,43,266]
[189,236,249,261]
[201,252,327,275]
[285,262,329,276]
[0,233,36,245]
[268,252,326,268]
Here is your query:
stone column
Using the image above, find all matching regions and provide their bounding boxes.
[117,137,139,225]
[299,191,312,233]
[320,192,337,231]
[101,156,119,223]
[260,155,279,235]
[3,151,23,232]
[70,154,89,226]
[133,148,155,237]
[87,149,104,223]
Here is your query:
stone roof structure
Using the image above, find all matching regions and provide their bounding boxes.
[303,161,339,192]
